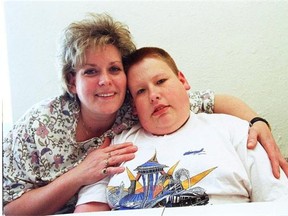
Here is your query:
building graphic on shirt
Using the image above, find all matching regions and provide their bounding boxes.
[107,152,217,209]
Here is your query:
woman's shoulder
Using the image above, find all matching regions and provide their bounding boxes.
[3,94,79,149]
[12,94,79,131]
[22,94,78,117]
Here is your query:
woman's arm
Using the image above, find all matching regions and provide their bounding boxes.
[4,140,137,215]
[214,94,257,121]
[4,168,84,216]
[214,94,288,178]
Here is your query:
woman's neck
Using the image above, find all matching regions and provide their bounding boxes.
[76,111,117,142]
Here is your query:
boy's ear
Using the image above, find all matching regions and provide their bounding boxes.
[178,71,191,90]
[67,72,77,94]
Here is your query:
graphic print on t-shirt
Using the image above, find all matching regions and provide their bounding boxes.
[183,148,206,156]
[107,152,217,210]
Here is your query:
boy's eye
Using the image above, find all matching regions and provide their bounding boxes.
[157,79,166,85]
[136,89,145,95]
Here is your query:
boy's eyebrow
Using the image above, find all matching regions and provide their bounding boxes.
[154,73,166,77]
[152,72,170,80]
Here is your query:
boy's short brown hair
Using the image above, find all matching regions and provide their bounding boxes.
[124,47,179,75]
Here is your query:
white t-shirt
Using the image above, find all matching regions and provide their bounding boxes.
[77,113,288,209]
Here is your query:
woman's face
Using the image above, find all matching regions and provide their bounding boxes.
[69,44,127,118]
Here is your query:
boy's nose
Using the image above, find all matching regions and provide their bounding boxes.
[150,92,160,103]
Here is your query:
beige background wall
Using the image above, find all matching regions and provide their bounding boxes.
[2,0,288,157]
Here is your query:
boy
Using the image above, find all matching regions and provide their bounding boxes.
[75,47,288,212]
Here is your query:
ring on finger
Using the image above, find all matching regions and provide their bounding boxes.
[102,168,108,175]
[105,158,109,167]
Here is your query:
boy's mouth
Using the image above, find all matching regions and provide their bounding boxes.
[152,105,169,116]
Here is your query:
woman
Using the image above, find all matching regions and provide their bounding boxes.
[3,13,287,215]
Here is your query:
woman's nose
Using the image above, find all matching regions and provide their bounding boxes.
[98,72,111,86]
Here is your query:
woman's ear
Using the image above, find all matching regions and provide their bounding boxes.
[178,71,191,90]
[67,72,77,94]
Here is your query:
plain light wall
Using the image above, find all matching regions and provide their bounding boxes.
[3,0,288,157]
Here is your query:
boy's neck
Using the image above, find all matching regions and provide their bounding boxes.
[150,114,191,136]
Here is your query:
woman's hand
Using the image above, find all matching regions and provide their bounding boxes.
[72,137,137,187]
[247,121,288,178]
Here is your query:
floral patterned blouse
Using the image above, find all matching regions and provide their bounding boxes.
[3,90,214,213]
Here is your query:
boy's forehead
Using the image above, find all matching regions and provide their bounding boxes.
[131,57,168,69]
[128,59,176,83]
[129,58,169,74]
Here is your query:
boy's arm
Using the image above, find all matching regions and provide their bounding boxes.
[74,181,110,213]
[214,94,288,178]
[238,140,288,202]
[74,176,111,213]
[224,115,288,202]
[74,202,110,213]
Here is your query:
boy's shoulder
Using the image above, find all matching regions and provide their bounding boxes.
[192,112,249,132]
[112,123,143,143]
[195,112,247,124]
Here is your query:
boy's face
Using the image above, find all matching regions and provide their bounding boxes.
[127,57,191,135]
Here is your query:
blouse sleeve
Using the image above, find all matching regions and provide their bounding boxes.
[3,107,40,205]
[188,89,215,114]
[2,96,76,205]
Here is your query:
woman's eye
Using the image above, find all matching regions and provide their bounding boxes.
[110,66,121,73]
[83,69,97,75]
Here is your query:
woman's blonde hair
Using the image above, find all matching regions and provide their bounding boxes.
[59,13,136,94]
